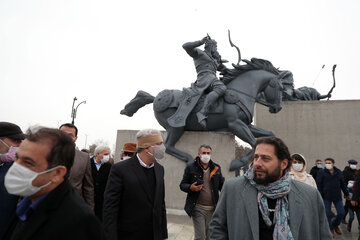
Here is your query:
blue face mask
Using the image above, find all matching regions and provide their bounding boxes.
[317,164,323,169]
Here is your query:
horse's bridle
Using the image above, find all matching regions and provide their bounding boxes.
[227,78,282,108]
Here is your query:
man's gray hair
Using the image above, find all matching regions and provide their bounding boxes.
[136,129,161,139]
[94,145,110,156]
[198,144,212,153]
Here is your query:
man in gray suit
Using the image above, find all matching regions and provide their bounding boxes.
[210,136,331,240]
[60,123,94,210]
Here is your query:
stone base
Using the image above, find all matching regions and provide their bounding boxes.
[255,100,360,171]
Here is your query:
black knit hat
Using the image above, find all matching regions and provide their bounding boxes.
[348,159,358,165]
[0,122,25,140]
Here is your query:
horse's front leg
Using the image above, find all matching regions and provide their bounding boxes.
[227,118,257,170]
[248,124,275,138]
[164,127,193,163]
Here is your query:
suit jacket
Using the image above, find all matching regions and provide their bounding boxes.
[209,177,332,240]
[90,157,112,220]
[69,149,94,210]
[103,156,168,240]
[2,180,103,240]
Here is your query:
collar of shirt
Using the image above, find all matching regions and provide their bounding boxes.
[93,157,102,171]
[16,192,49,222]
[137,153,154,169]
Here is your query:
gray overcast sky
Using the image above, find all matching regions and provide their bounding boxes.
[1,0,359,151]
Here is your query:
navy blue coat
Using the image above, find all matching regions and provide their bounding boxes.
[316,167,349,201]
[2,180,103,240]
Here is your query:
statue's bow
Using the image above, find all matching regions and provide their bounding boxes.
[327,64,337,100]
[228,30,241,66]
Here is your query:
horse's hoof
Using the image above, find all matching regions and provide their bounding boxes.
[229,159,245,171]
[199,119,207,129]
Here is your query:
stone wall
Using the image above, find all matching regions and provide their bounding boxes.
[254,100,360,171]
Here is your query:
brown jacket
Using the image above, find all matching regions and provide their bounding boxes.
[69,149,94,210]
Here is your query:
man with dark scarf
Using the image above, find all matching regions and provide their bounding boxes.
[209,136,332,240]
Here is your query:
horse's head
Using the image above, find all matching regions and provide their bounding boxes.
[263,78,283,113]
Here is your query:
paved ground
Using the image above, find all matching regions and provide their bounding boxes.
[167,214,194,240]
[167,213,360,240]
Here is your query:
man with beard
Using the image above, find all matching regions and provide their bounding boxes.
[209,136,331,240]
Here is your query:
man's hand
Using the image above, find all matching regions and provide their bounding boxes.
[351,200,358,207]
[201,36,209,44]
[190,182,203,192]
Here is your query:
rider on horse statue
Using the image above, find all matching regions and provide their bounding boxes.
[182,35,228,128]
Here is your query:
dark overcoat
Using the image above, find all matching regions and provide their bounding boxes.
[3,180,103,240]
[103,156,168,240]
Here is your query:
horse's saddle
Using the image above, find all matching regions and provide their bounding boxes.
[166,85,223,128]
[157,85,248,128]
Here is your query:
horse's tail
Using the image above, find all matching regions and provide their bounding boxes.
[120,90,155,117]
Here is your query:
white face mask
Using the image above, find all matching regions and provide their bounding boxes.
[200,155,211,164]
[325,164,333,170]
[5,162,58,197]
[147,144,166,160]
[101,155,110,163]
[350,164,357,170]
[292,163,303,172]
[122,156,131,160]
[348,180,355,189]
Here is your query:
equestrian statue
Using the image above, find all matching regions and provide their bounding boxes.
[121,34,292,170]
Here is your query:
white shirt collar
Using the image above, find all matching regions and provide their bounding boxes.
[136,153,154,169]
[93,157,102,170]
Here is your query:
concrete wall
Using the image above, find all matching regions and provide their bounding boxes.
[254,100,360,171]
[115,130,236,211]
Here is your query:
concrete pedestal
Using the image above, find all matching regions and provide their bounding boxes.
[255,100,360,170]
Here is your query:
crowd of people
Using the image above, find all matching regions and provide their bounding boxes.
[1,121,360,240]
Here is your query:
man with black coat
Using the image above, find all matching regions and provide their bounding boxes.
[0,122,24,238]
[310,159,323,180]
[342,159,358,224]
[2,127,103,240]
[317,157,349,237]
[103,129,168,240]
[90,145,112,221]
[180,144,224,240]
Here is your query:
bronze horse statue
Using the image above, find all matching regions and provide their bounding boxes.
[121,58,292,170]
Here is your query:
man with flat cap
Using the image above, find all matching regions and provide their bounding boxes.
[342,159,358,226]
[0,122,25,238]
[103,129,168,240]
[120,142,137,160]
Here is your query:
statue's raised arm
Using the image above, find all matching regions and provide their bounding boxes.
[180,36,227,128]
[182,37,208,58]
